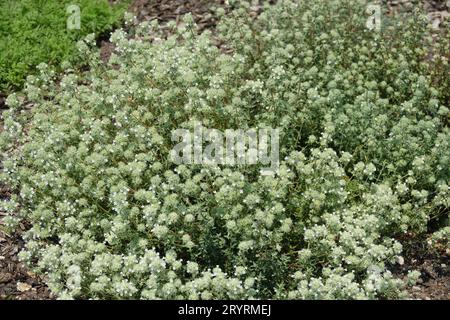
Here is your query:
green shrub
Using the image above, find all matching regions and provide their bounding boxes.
[1,0,449,299]
[0,0,130,93]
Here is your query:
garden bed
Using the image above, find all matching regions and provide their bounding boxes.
[0,0,449,300]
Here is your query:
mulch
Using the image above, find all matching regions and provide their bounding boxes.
[392,234,449,300]
[100,0,228,63]
[0,92,6,112]
[128,0,224,29]
[0,184,52,300]
[0,0,449,300]
[0,233,52,300]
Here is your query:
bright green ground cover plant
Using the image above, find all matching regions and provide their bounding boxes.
[0,0,130,93]
[0,0,449,299]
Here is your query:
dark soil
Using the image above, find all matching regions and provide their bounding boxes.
[128,0,224,29]
[0,184,52,300]
[0,232,52,300]
[99,0,227,63]
[0,92,6,111]
[392,234,449,300]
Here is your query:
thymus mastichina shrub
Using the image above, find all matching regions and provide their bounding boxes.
[0,0,449,299]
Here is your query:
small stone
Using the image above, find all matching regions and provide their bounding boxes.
[397,256,404,265]
[412,286,421,291]
[26,271,37,278]
[0,255,5,260]
[0,272,13,284]
[17,282,32,292]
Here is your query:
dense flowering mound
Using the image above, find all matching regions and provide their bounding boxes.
[1,0,449,299]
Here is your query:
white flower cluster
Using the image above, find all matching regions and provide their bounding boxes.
[1,0,449,299]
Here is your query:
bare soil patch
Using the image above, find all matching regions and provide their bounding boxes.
[1,0,448,300]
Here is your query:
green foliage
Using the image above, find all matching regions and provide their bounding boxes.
[1,0,449,299]
[0,0,130,92]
